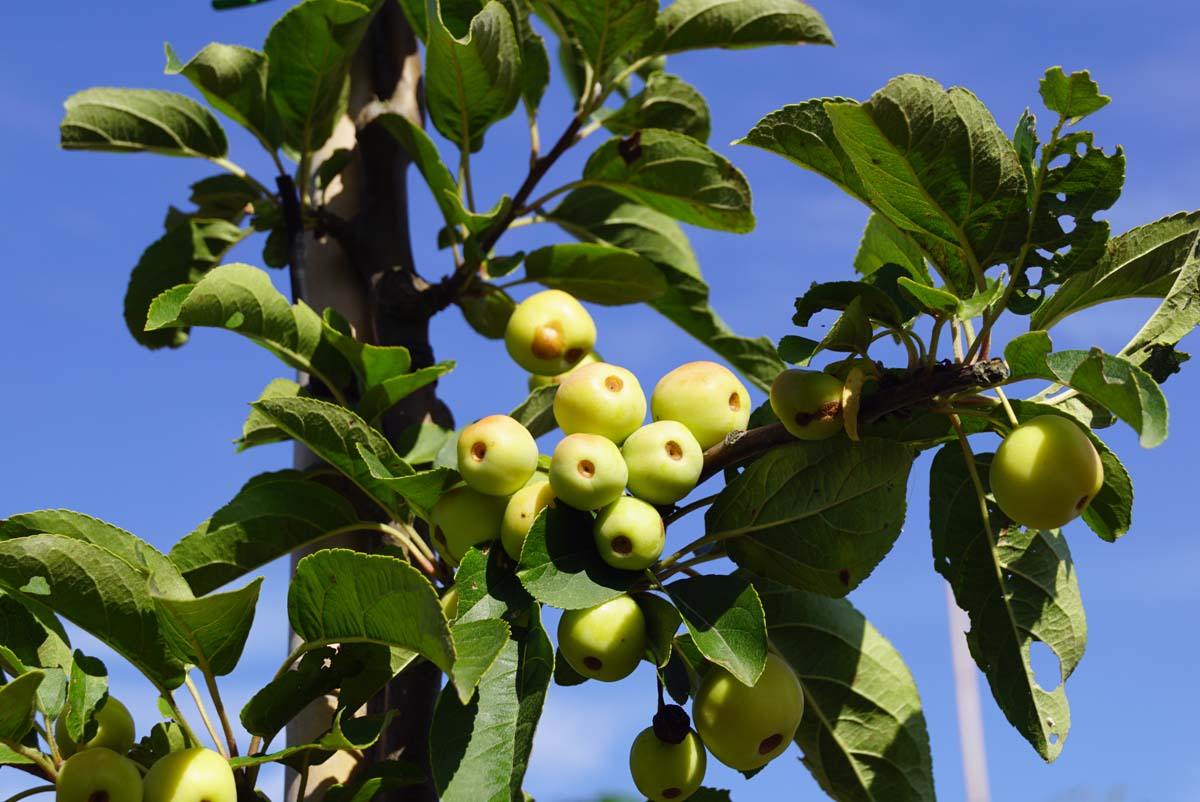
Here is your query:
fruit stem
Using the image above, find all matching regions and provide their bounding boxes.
[2,784,55,802]
[162,690,204,751]
[184,673,229,758]
[993,387,1020,428]
[662,493,721,527]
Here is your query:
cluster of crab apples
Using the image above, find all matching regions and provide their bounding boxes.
[52,697,235,802]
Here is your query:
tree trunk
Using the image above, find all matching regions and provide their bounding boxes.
[285,5,445,800]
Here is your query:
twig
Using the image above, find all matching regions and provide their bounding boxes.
[2,785,55,802]
[662,493,720,526]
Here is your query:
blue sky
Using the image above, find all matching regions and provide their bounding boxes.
[2,1,1199,800]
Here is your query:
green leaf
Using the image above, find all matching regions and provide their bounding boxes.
[146,264,352,394]
[645,0,833,54]
[62,651,108,745]
[426,0,523,152]
[360,451,460,517]
[0,592,71,718]
[429,604,553,802]
[0,671,44,743]
[60,87,228,158]
[241,644,414,739]
[634,592,681,668]
[825,77,1028,293]
[251,396,419,517]
[854,213,930,284]
[1039,66,1111,123]
[582,130,754,232]
[516,507,640,609]
[552,650,588,686]
[930,445,1085,761]
[376,112,467,229]
[0,510,191,598]
[793,280,906,329]
[289,549,454,673]
[547,186,783,391]
[458,286,516,339]
[554,0,656,80]
[0,535,187,690]
[601,73,710,142]
[510,385,559,439]
[264,0,374,154]
[454,547,535,627]
[232,710,395,769]
[777,334,818,365]
[502,0,550,116]
[125,219,249,350]
[896,276,959,316]
[1034,211,1200,335]
[1005,331,1169,447]
[665,576,766,686]
[523,243,666,304]
[154,579,262,676]
[755,578,936,802]
[164,42,278,149]
[450,618,511,703]
[324,761,425,802]
[236,378,307,451]
[184,174,261,222]
[711,438,914,597]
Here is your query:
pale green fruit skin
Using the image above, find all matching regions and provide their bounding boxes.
[548,434,628,510]
[693,652,804,771]
[56,695,136,756]
[528,351,601,390]
[553,362,646,444]
[651,362,751,450]
[622,421,703,505]
[440,586,459,622]
[593,497,664,570]
[770,369,845,440]
[457,414,539,496]
[629,727,707,802]
[990,415,1104,530]
[430,486,508,565]
[505,289,597,375]
[557,595,646,682]
[143,748,235,802]
[501,479,557,560]
[57,748,144,802]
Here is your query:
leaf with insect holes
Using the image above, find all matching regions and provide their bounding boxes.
[930,445,1086,761]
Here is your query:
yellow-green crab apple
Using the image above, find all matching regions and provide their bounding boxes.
[557,595,646,682]
[769,369,845,440]
[989,414,1104,530]
[528,351,600,391]
[56,695,136,756]
[651,362,751,450]
[430,486,508,565]
[693,652,804,771]
[56,747,144,802]
[553,362,646,444]
[501,478,557,560]
[548,433,628,510]
[593,496,665,570]
[457,414,539,496]
[505,289,596,375]
[629,727,707,802]
[142,747,236,802]
[621,421,703,505]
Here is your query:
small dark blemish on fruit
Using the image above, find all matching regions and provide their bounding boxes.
[578,460,596,479]
[838,568,850,586]
[663,789,682,799]
[584,656,603,671]
[612,536,633,555]
[758,733,784,755]
[471,441,487,462]
[665,440,683,460]
[565,347,585,363]
[1074,495,1089,512]
[618,131,643,164]
[729,392,742,411]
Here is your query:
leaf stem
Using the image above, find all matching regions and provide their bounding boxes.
[950,415,997,545]
[210,157,278,207]
[458,146,476,213]
[201,669,240,758]
[518,180,588,215]
[2,785,55,802]
[656,551,726,582]
[183,675,227,758]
